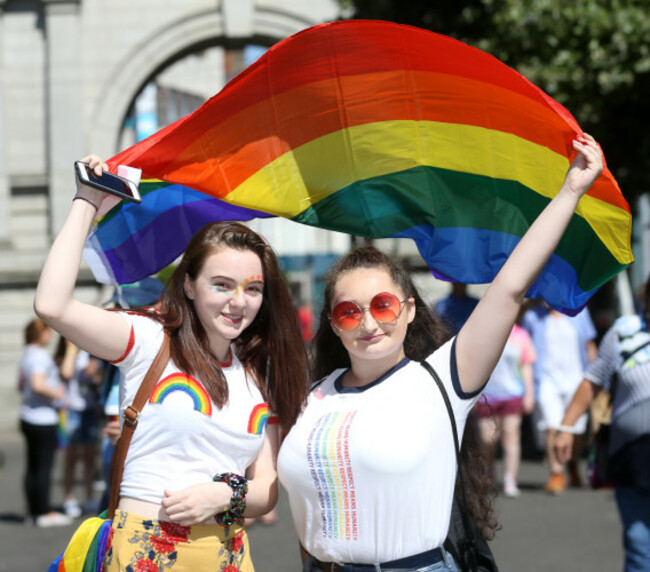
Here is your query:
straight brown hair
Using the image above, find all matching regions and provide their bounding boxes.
[24,317,49,346]
[136,222,308,431]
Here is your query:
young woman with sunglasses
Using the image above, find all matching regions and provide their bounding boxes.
[34,156,308,571]
[277,134,604,571]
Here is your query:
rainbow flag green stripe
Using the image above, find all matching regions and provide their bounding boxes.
[224,119,630,264]
[89,20,633,314]
[293,165,620,293]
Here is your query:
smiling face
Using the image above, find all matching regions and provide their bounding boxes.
[331,267,415,367]
[184,247,264,359]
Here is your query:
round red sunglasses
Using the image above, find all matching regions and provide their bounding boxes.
[330,292,407,331]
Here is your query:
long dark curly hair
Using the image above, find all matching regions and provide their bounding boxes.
[312,245,448,378]
[137,221,309,432]
[312,245,498,539]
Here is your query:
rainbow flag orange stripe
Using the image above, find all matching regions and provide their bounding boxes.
[89,20,633,314]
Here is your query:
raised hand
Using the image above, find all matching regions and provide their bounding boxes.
[74,154,109,209]
[563,133,604,198]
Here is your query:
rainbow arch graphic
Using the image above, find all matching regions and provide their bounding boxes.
[149,373,213,416]
[248,403,277,435]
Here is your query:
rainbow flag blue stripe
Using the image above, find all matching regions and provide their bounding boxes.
[91,182,270,284]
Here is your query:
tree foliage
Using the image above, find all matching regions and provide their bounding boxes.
[340,0,650,199]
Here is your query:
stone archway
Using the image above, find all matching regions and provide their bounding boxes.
[89,7,319,156]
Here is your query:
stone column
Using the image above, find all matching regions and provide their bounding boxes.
[0,2,9,246]
[43,0,83,234]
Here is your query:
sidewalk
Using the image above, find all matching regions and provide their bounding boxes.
[0,429,622,571]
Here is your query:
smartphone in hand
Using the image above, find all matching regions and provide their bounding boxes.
[74,161,142,204]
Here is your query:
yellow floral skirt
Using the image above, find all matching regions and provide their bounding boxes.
[103,509,253,571]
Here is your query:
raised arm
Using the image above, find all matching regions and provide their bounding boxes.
[34,155,131,362]
[456,135,604,393]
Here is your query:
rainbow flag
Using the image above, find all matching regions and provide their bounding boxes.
[89,20,632,314]
[48,515,112,572]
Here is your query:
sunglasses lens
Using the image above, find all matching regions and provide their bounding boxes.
[331,301,362,331]
[370,293,401,322]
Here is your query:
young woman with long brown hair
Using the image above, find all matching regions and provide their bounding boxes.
[277,134,604,571]
[34,155,308,571]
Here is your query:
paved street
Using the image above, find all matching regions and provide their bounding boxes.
[0,429,622,571]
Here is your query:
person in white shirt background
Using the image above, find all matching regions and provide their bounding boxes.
[18,318,72,528]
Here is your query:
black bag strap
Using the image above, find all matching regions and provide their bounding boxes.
[420,360,478,570]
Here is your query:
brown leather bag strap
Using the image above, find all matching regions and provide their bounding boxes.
[108,332,170,519]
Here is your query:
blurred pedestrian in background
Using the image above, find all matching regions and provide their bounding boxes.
[522,303,597,493]
[475,319,536,498]
[55,337,103,517]
[18,318,71,527]
[297,300,315,344]
[434,282,479,335]
[555,278,650,572]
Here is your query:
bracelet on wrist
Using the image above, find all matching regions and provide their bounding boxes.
[213,472,248,526]
[557,424,579,434]
[73,194,100,211]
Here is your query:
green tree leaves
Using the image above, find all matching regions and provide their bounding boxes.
[341,0,650,197]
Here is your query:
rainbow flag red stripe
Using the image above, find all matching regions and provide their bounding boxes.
[90,20,632,314]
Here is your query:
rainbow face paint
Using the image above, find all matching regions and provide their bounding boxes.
[212,275,264,297]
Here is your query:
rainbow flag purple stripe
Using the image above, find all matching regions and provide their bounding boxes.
[90,181,270,285]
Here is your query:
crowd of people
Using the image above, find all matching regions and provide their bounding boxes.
[435,290,599,499]
[15,134,649,570]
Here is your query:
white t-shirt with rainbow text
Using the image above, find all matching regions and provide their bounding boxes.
[278,338,481,564]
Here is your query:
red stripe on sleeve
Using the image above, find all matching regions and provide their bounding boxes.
[110,325,135,364]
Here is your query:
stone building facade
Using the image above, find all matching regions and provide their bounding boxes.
[0,0,342,430]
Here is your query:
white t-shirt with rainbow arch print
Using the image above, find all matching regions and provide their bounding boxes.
[113,312,275,504]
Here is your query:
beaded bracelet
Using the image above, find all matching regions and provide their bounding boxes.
[213,472,248,526]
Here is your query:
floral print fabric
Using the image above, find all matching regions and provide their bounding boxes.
[103,510,252,571]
